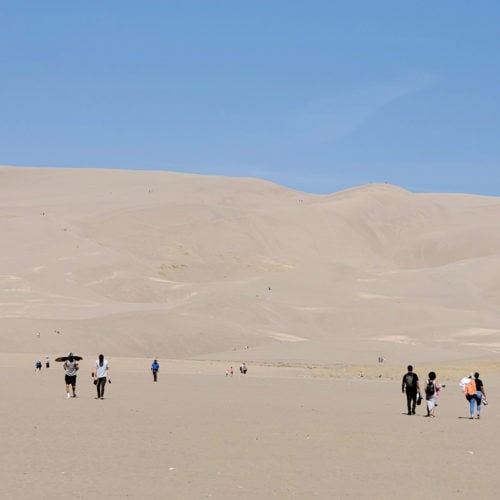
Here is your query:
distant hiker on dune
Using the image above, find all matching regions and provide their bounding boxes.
[151,359,160,382]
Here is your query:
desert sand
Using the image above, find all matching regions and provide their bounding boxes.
[1,165,500,499]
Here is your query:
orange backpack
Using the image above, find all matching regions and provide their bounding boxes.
[465,379,476,396]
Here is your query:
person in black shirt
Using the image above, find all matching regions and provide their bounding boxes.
[473,372,487,419]
[402,365,420,415]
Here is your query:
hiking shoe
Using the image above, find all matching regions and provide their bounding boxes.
[67,393,71,398]
[411,411,416,415]
[477,415,481,419]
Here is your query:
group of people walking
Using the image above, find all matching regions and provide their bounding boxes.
[225,362,249,377]
[60,354,161,399]
[62,352,111,400]
[34,356,50,371]
[402,365,486,419]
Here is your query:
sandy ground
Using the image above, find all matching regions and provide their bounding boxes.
[2,166,500,498]
[1,354,500,499]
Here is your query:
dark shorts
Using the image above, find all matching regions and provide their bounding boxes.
[65,374,77,386]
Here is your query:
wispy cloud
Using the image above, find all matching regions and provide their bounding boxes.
[290,70,437,144]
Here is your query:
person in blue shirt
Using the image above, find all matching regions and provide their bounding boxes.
[151,359,160,382]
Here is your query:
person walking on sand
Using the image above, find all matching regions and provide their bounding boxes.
[63,352,79,398]
[467,372,487,419]
[464,376,476,418]
[473,372,487,419]
[45,355,50,369]
[425,371,444,417]
[35,360,42,372]
[402,365,420,415]
[151,359,160,382]
[93,354,111,400]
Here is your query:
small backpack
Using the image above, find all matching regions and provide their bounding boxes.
[405,373,415,388]
[425,380,435,396]
[465,379,476,397]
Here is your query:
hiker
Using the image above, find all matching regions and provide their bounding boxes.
[35,360,42,372]
[425,371,443,417]
[93,354,111,400]
[45,355,50,369]
[151,359,160,382]
[465,373,486,419]
[240,362,247,375]
[473,372,487,418]
[402,365,420,415]
[63,352,79,398]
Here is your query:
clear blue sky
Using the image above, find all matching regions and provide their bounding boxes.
[1,1,499,195]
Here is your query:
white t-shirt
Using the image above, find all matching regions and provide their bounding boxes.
[95,359,109,378]
[64,359,78,376]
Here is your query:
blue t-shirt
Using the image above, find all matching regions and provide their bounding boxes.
[151,362,159,371]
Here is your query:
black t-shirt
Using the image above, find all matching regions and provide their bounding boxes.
[475,378,484,392]
[403,372,419,393]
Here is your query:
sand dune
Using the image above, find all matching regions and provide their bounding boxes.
[2,165,500,362]
[2,165,500,498]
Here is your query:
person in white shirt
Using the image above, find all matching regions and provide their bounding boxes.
[93,354,111,400]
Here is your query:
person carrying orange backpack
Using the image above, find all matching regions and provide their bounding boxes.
[469,373,487,419]
[464,376,478,419]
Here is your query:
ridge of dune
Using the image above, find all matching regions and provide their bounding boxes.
[1,166,500,362]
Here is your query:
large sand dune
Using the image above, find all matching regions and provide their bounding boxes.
[1,165,500,499]
[2,165,500,363]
